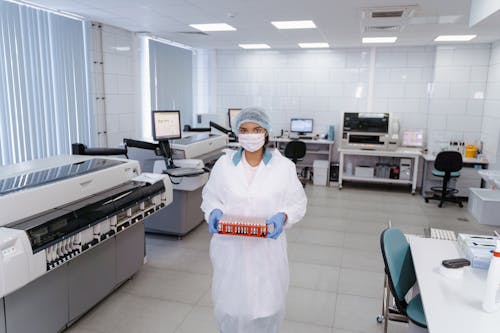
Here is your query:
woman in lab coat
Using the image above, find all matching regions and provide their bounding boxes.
[201,107,307,333]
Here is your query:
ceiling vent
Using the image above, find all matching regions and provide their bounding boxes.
[176,31,209,36]
[361,5,418,20]
[364,25,401,33]
[372,10,404,18]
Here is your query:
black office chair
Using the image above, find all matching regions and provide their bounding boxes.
[72,143,128,158]
[425,151,463,208]
[284,140,306,164]
[284,140,307,186]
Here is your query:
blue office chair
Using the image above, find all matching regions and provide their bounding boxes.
[425,151,463,208]
[378,228,427,333]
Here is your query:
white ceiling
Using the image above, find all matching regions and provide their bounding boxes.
[30,0,500,49]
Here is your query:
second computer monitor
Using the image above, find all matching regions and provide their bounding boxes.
[228,108,242,129]
[290,118,313,135]
[152,110,182,141]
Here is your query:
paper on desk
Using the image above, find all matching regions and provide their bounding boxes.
[132,172,165,184]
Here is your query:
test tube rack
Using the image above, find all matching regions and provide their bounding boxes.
[217,215,268,238]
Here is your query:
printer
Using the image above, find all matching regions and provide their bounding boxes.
[0,155,173,333]
[170,132,228,163]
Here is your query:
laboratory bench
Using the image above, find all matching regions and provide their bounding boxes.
[338,147,422,194]
[270,137,335,179]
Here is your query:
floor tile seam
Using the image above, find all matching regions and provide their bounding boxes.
[282,318,334,329]
[121,289,201,307]
[335,289,383,301]
[171,300,201,333]
[288,259,342,269]
[288,241,345,251]
[288,282,338,293]
[68,323,107,333]
[140,265,212,278]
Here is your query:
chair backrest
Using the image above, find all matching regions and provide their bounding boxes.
[434,151,463,172]
[380,228,417,314]
[284,140,306,163]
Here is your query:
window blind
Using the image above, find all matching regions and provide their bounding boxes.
[0,1,93,166]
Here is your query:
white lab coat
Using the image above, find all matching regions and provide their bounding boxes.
[201,148,307,333]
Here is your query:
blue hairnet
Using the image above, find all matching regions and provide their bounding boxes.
[234,107,271,134]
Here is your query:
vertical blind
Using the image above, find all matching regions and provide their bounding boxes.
[149,40,193,128]
[0,1,93,166]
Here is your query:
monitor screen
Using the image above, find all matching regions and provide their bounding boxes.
[290,118,313,134]
[402,129,424,147]
[152,110,181,141]
[228,108,241,129]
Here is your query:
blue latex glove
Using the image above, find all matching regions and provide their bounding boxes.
[266,213,287,239]
[208,209,223,234]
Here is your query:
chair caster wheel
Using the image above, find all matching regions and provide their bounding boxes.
[438,203,443,208]
[425,198,429,203]
[459,202,463,208]
[376,315,384,324]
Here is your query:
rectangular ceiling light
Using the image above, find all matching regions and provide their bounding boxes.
[189,23,236,32]
[298,42,330,48]
[271,20,316,29]
[434,35,477,42]
[362,37,397,43]
[238,44,271,49]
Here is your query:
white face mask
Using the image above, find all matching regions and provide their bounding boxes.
[238,133,265,152]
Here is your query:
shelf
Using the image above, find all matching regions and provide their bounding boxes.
[342,176,412,185]
[307,150,330,155]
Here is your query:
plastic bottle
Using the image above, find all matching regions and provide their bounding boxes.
[482,240,500,313]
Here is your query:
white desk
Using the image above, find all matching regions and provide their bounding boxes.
[270,137,334,176]
[338,147,422,194]
[409,237,500,333]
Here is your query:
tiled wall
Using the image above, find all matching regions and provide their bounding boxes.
[213,45,494,159]
[427,45,490,154]
[215,49,371,138]
[90,24,141,148]
[482,41,500,168]
[372,46,435,134]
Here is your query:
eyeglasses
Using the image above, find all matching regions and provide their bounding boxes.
[239,127,266,134]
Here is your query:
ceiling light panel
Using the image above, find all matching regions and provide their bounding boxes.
[298,42,330,48]
[189,23,236,32]
[362,37,397,43]
[434,35,476,42]
[271,20,316,29]
[238,44,271,49]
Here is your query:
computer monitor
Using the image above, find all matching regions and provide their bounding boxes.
[228,108,241,129]
[152,110,182,141]
[290,118,313,135]
[152,110,181,168]
[402,129,424,147]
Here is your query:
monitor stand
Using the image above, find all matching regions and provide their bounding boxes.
[158,140,176,169]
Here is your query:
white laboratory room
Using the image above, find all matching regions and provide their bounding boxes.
[2,0,500,332]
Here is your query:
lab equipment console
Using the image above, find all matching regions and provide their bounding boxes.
[0,155,174,333]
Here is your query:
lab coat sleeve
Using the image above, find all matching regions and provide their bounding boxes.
[201,155,226,223]
[282,161,307,227]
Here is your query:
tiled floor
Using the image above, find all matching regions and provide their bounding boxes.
[66,184,497,333]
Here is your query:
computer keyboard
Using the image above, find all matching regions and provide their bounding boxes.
[164,168,205,177]
[430,228,457,241]
[299,136,313,140]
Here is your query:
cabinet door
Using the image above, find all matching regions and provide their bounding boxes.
[5,265,68,333]
[116,222,145,284]
[68,238,116,321]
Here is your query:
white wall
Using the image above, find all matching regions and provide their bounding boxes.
[372,46,435,134]
[427,44,490,154]
[482,41,500,168]
[215,49,370,138]
[91,24,141,148]
[212,45,494,158]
